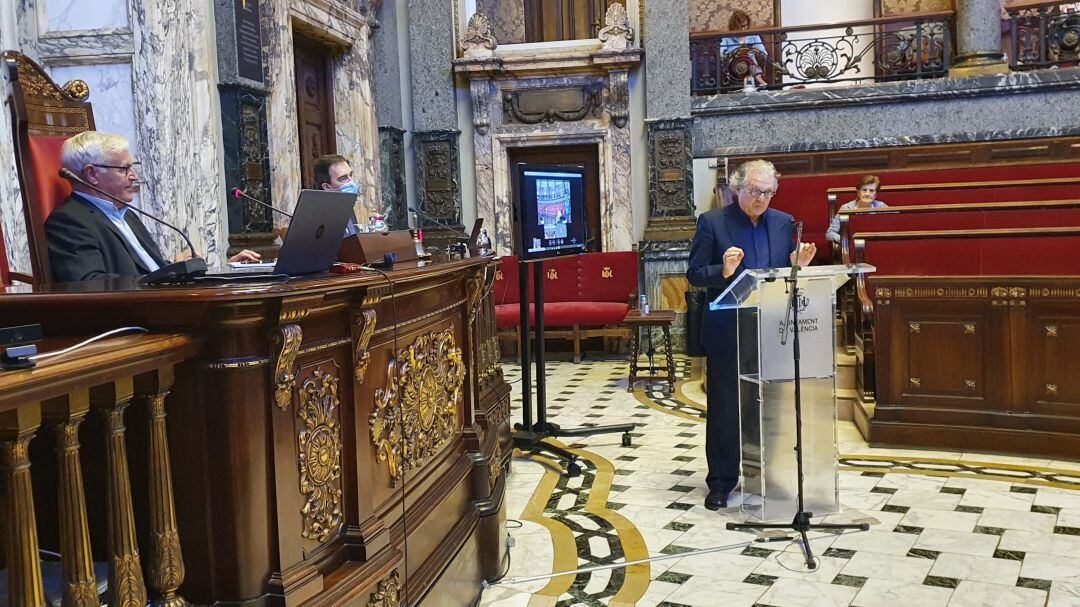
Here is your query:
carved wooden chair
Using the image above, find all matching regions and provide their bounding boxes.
[3,50,96,285]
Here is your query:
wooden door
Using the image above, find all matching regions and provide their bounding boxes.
[294,37,336,188]
[524,0,612,42]
[508,144,602,254]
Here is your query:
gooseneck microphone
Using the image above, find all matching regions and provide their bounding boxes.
[232,187,293,218]
[408,206,470,241]
[59,168,207,285]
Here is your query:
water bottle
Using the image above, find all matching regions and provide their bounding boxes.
[639,293,649,316]
[477,229,492,255]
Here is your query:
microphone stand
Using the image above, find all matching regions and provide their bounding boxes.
[60,168,207,285]
[726,221,868,570]
[233,187,292,218]
[408,206,469,252]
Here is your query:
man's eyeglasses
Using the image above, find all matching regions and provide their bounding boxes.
[747,188,776,199]
[93,162,141,176]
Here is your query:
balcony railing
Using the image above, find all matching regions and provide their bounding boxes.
[690,11,954,95]
[1007,0,1080,70]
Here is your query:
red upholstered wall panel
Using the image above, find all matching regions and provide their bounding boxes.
[493,256,520,305]
[850,208,1080,237]
[864,236,1080,278]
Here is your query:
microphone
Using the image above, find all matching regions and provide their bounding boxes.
[59,168,207,285]
[232,187,292,218]
[408,206,470,241]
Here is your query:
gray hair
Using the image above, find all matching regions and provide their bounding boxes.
[61,131,130,175]
[729,159,780,192]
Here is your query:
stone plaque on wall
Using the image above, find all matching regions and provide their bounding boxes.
[234,0,264,82]
[379,126,407,229]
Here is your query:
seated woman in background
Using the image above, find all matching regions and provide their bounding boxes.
[825,174,889,243]
[720,9,769,88]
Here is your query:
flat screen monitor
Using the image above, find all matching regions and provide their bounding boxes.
[515,163,588,261]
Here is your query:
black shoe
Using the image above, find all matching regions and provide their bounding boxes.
[704,489,728,510]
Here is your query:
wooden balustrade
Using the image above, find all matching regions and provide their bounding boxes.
[0,333,198,607]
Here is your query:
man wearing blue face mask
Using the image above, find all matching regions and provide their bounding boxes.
[313,154,363,237]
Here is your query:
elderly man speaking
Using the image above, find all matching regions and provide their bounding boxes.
[45,131,258,282]
[687,159,816,510]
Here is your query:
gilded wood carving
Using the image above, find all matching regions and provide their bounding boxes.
[367,570,401,607]
[273,324,303,410]
[353,308,378,383]
[298,370,344,543]
[371,327,466,486]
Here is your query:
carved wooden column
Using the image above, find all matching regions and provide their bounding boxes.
[0,404,45,607]
[42,391,98,606]
[91,378,148,607]
[136,368,189,607]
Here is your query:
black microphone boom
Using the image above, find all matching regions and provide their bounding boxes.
[408,206,470,240]
[59,168,207,285]
[232,187,293,218]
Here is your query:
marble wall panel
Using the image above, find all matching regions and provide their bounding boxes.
[130,0,227,265]
[50,62,137,154]
[0,0,27,274]
[370,0,404,127]
[46,0,129,32]
[332,30,381,221]
[264,0,301,225]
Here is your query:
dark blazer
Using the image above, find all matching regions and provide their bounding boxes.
[687,203,796,353]
[45,194,167,282]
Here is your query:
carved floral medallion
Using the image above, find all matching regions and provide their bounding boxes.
[298,369,343,542]
[371,327,465,486]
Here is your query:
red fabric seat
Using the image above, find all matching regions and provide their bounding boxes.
[495,301,630,328]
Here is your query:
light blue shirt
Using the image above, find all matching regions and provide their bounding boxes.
[75,192,161,272]
[826,199,888,243]
[719,34,767,58]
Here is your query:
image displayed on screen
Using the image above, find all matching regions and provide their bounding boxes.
[516,166,587,260]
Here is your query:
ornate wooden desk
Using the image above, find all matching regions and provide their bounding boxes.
[0,256,510,607]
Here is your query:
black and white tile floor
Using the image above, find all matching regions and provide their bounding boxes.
[480,357,1080,607]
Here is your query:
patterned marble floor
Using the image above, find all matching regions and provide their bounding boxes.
[479,356,1080,607]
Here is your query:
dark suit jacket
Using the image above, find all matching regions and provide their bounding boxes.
[687,204,796,354]
[45,194,167,282]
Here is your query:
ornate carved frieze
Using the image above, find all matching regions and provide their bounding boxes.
[352,308,378,384]
[414,131,463,231]
[370,327,466,486]
[466,270,486,324]
[598,3,633,51]
[462,12,498,58]
[605,69,630,128]
[502,85,603,125]
[298,369,343,543]
[272,325,302,410]
[367,570,401,607]
[470,79,491,134]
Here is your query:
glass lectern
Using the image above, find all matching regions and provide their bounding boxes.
[710,263,875,522]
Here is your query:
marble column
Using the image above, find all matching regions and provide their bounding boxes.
[378,126,407,229]
[408,0,457,132]
[643,0,691,119]
[131,0,229,266]
[469,78,496,253]
[953,0,1008,73]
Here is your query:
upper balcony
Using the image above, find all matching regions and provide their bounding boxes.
[690,10,955,96]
